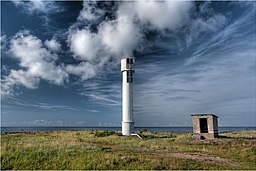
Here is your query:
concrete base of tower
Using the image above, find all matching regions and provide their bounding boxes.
[122,121,134,136]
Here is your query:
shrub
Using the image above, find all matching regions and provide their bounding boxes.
[94,131,115,137]
[114,132,122,136]
[139,129,148,134]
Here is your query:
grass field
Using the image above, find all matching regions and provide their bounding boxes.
[1,130,255,170]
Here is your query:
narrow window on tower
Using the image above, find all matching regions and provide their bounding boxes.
[127,71,133,83]
[129,58,133,64]
[127,71,132,76]
[127,58,130,64]
[127,71,130,83]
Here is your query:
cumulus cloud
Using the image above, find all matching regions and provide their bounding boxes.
[1,69,40,97]
[4,1,210,96]
[66,62,99,80]
[99,14,142,57]
[5,70,40,89]
[1,30,68,96]
[68,29,102,61]
[2,1,233,97]
[130,1,192,30]
[77,0,104,22]
[76,1,192,57]
[67,1,193,79]
[44,39,61,52]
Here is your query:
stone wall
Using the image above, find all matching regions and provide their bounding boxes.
[191,114,218,140]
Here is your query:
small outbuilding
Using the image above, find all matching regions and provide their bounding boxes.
[191,114,218,140]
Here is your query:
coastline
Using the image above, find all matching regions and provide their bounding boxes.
[1,126,255,134]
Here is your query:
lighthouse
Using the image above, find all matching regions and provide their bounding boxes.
[121,57,135,136]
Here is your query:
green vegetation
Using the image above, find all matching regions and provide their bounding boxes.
[94,130,117,137]
[1,130,255,170]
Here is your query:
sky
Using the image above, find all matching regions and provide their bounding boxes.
[1,0,255,127]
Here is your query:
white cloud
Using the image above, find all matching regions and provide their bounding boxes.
[87,94,120,106]
[5,70,40,89]
[131,1,192,30]
[12,0,61,14]
[133,5,256,126]
[135,51,255,126]
[4,97,78,111]
[78,1,104,22]
[68,11,143,71]
[3,1,195,98]
[1,30,67,96]
[185,4,254,66]
[67,1,193,79]
[66,62,99,80]
[1,120,90,126]
[72,1,192,59]
[9,31,57,66]
[99,14,142,57]
[88,109,99,113]
[31,120,66,126]
[44,39,61,52]
[186,14,227,48]
[1,69,40,97]
[80,80,121,107]
[68,29,102,61]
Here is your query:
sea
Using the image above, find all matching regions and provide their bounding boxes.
[1,126,255,134]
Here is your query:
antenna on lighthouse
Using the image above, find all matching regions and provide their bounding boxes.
[121,57,135,136]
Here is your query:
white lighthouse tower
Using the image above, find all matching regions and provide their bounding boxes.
[121,57,135,136]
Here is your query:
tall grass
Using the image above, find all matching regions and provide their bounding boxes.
[1,130,255,170]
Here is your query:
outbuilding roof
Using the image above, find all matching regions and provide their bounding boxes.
[191,114,218,118]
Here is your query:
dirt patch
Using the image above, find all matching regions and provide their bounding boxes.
[103,144,242,168]
[90,135,246,169]
[166,152,241,168]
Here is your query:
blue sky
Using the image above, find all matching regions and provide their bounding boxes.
[1,1,255,127]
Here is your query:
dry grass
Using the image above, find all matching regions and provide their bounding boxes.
[1,130,255,170]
